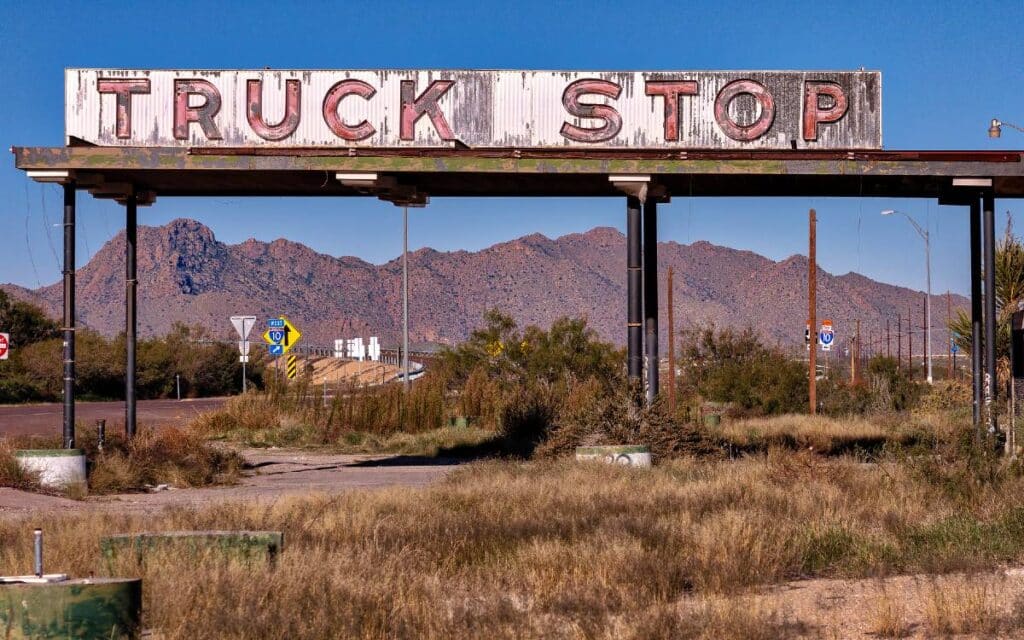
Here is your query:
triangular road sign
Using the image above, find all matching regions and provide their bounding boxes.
[230,315,257,340]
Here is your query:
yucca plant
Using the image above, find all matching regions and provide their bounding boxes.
[949,213,1024,362]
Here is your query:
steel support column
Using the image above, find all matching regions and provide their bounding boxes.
[966,197,983,432]
[970,198,983,432]
[125,191,138,438]
[62,183,76,449]
[643,199,659,405]
[983,190,998,436]
[627,196,643,383]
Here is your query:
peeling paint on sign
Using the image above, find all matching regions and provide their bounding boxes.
[67,69,882,149]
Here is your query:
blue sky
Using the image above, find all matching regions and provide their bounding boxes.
[1,0,1022,295]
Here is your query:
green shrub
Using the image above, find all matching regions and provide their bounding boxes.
[677,326,807,416]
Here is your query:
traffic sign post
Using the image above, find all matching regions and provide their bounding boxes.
[819,320,835,352]
[0,333,9,361]
[262,316,302,354]
[230,316,257,394]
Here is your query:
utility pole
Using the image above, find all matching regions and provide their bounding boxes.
[808,209,817,415]
[887,317,891,358]
[908,304,914,381]
[946,291,953,380]
[667,267,676,412]
[897,314,902,372]
[853,319,861,384]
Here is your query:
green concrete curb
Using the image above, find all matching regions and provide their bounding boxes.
[100,531,284,569]
[14,449,85,457]
[575,445,650,455]
[0,578,142,639]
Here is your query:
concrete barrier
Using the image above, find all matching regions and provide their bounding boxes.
[575,445,652,467]
[14,450,87,491]
[0,577,142,639]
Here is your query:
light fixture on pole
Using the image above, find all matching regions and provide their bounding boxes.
[882,208,933,384]
[989,118,1024,138]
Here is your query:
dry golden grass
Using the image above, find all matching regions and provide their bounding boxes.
[869,588,912,637]
[719,413,920,455]
[0,427,243,494]
[921,573,1011,636]
[3,455,1024,638]
[0,439,40,491]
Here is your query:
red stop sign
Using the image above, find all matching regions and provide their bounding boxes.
[0,333,9,360]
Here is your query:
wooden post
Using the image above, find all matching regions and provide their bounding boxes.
[897,314,902,372]
[946,290,953,380]
[853,319,861,384]
[667,267,676,412]
[808,209,817,415]
[886,317,891,358]
[908,304,913,380]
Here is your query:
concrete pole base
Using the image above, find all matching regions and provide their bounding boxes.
[575,445,652,467]
[14,450,87,491]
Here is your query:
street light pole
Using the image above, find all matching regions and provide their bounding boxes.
[403,205,410,392]
[882,209,933,384]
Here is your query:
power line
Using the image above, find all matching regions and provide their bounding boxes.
[23,215,42,288]
[36,183,60,271]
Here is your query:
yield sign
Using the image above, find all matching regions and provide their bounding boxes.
[230,315,258,341]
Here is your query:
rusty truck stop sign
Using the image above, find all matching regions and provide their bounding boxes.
[12,68,1024,447]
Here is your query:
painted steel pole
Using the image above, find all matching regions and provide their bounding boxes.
[970,198,983,431]
[626,197,643,384]
[62,183,76,449]
[643,199,659,405]
[925,231,933,384]
[125,192,137,439]
[667,267,676,412]
[983,191,998,435]
[808,209,817,415]
[403,206,410,392]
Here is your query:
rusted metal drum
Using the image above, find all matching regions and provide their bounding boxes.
[0,578,142,639]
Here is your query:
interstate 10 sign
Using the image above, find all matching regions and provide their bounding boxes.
[65,69,881,150]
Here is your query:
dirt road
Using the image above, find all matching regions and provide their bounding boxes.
[0,450,459,516]
[0,397,227,438]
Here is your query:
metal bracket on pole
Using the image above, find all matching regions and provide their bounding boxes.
[335,172,428,207]
[608,175,670,203]
[27,170,72,184]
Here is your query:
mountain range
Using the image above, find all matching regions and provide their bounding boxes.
[2,218,964,355]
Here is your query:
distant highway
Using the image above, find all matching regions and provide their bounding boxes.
[0,397,228,438]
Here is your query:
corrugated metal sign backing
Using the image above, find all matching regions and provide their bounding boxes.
[66,69,881,149]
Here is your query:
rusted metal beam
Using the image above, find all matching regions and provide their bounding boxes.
[11,147,1024,197]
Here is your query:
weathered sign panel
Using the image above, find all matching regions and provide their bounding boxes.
[66,69,881,149]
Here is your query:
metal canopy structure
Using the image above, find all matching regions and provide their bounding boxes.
[10,66,1024,450]
[12,147,1024,198]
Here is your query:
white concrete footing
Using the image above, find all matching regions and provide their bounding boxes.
[575,445,652,467]
[14,449,87,490]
